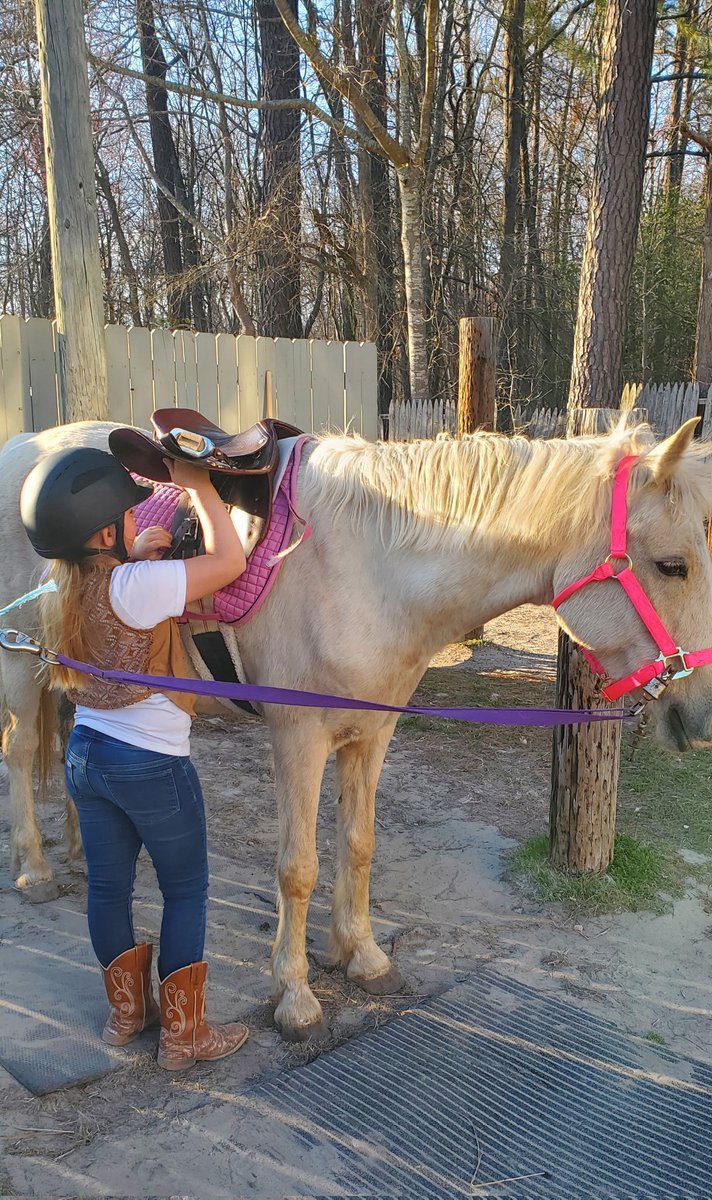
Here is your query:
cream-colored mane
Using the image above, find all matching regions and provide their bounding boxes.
[305,423,710,554]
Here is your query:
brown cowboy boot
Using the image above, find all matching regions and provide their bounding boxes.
[157,961,249,1071]
[101,943,160,1046]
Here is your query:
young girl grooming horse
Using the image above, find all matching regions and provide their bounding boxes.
[19,447,248,1070]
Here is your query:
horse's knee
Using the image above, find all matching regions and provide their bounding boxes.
[343,827,374,871]
[278,852,319,901]
[3,726,36,768]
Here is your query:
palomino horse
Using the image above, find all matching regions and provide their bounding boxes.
[1,417,712,1040]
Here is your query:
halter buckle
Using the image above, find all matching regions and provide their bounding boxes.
[659,648,692,680]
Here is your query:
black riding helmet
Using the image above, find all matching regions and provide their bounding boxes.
[20,447,153,562]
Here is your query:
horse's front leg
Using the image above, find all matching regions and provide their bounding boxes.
[270,724,329,1041]
[331,723,404,994]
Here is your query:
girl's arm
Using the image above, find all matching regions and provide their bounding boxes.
[166,461,246,603]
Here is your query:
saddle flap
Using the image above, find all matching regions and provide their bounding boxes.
[109,427,172,483]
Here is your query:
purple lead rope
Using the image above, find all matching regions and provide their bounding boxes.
[55,652,633,728]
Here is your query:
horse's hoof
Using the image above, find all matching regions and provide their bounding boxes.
[349,965,405,996]
[15,878,60,903]
[276,1017,331,1045]
[68,858,87,877]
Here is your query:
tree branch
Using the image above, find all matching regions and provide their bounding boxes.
[88,52,377,153]
[103,79,256,334]
[680,122,712,155]
[414,0,438,169]
[271,0,408,167]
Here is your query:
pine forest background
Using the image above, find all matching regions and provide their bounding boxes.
[0,0,710,421]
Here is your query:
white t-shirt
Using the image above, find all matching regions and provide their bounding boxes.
[74,560,191,756]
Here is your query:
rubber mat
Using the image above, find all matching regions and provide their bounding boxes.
[0,932,130,1094]
[247,968,712,1199]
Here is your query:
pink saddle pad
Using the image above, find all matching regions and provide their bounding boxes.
[134,437,310,625]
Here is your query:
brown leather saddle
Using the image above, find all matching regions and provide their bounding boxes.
[109,408,303,523]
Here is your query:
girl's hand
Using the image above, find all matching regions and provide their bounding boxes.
[164,457,215,494]
[131,525,172,561]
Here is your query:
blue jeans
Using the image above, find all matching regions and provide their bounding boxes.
[65,726,208,978]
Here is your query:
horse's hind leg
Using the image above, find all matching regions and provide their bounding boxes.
[1,659,57,896]
[270,724,329,1041]
[331,723,404,994]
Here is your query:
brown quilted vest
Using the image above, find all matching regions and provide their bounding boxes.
[66,559,195,716]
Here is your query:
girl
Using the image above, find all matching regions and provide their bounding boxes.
[20,444,248,1071]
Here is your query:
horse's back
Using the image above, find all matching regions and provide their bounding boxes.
[0,421,120,600]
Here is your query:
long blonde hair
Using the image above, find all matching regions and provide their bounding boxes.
[40,559,97,691]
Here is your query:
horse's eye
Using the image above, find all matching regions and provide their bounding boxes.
[656,560,688,579]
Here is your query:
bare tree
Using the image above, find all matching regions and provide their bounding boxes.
[274,0,438,404]
[257,0,302,337]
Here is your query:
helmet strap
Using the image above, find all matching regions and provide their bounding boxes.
[76,515,129,564]
[112,515,129,563]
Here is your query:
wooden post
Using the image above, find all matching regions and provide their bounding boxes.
[550,627,621,872]
[264,369,274,420]
[457,317,496,435]
[35,0,108,421]
[549,406,643,873]
[458,316,495,641]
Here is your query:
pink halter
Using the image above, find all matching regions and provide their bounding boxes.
[551,454,712,704]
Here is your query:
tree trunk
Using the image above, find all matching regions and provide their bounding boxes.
[663,6,696,200]
[34,0,108,421]
[96,155,142,327]
[499,0,526,393]
[567,0,656,409]
[257,0,302,338]
[553,4,657,878]
[694,149,712,388]
[358,0,394,423]
[457,317,495,435]
[197,1,255,336]
[136,0,190,328]
[397,166,429,404]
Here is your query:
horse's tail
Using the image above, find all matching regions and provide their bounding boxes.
[37,685,58,797]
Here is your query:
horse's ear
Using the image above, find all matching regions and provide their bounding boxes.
[647,418,699,482]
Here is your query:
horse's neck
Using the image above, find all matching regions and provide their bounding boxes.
[384,525,558,649]
[303,435,594,652]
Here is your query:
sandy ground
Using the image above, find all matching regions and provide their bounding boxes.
[0,604,710,1198]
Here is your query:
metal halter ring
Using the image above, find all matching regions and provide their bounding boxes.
[604,552,633,575]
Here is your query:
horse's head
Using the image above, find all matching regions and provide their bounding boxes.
[553,419,712,751]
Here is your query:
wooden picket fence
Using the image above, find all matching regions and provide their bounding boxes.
[510,405,567,438]
[619,381,707,437]
[0,315,378,446]
[512,383,705,443]
[386,397,458,440]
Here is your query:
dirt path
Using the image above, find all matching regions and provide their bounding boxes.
[1,604,710,1198]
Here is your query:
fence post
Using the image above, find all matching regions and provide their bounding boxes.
[550,406,630,873]
[457,317,496,436]
[457,316,495,641]
[35,0,108,420]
